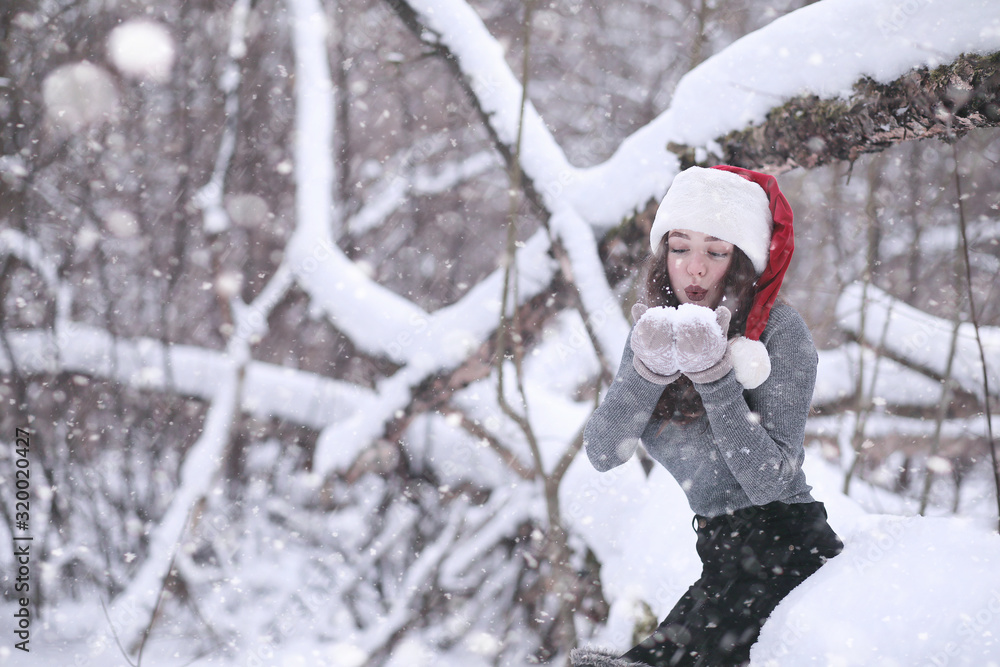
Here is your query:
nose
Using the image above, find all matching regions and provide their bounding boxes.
[687,254,706,277]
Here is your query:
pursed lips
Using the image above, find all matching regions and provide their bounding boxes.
[684,285,707,302]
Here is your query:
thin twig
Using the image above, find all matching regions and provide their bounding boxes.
[952,143,1000,533]
[441,406,535,480]
[496,0,541,475]
[843,263,874,492]
[919,319,961,515]
[100,596,139,667]
[136,532,186,665]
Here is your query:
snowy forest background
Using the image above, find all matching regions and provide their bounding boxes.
[1,0,1000,665]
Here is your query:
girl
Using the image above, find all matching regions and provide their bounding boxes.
[571,166,842,667]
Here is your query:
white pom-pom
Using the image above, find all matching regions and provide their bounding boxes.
[729,336,770,389]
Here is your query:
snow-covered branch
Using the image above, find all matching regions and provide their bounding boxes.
[0,228,72,322]
[549,206,630,375]
[311,226,557,475]
[814,342,955,409]
[660,2,1000,153]
[107,359,241,651]
[0,324,371,429]
[282,0,562,476]
[192,0,252,234]
[707,52,1000,172]
[378,0,636,412]
[285,0,442,365]
[385,0,578,212]
[836,282,1000,401]
[348,149,497,236]
[356,501,463,655]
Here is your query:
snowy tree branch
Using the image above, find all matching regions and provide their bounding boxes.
[357,501,464,656]
[108,361,242,653]
[0,324,371,428]
[192,0,252,234]
[440,406,535,480]
[347,148,497,236]
[684,52,1000,173]
[836,282,1000,402]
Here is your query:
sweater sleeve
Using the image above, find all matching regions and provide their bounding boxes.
[583,331,667,472]
[692,306,818,505]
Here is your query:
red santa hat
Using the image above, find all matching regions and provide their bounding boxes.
[649,165,795,388]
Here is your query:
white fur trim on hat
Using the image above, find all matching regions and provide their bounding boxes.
[650,167,773,274]
[729,336,771,389]
[569,647,634,667]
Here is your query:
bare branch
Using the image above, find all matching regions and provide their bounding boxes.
[441,406,535,480]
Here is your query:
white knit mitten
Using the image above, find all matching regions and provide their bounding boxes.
[675,305,732,384]
[629,303,681,385]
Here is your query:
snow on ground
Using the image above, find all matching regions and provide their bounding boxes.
[753,455,1000,667]
[561,448,1000,667]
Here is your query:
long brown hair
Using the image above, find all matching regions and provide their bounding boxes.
[641,242,759,424]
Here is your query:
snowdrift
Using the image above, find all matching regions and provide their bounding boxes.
[562,451,1000,667]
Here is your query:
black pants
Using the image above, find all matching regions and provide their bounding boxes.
[622,501,843,667]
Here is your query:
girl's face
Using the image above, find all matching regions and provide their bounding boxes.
[666,229,734,308]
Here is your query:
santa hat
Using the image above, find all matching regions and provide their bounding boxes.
[649,165,795,389]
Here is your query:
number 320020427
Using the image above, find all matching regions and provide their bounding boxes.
[14,428,30,529]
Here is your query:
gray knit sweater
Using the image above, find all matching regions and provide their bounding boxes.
[583,303,817,518]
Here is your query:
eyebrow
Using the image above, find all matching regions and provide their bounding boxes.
[667,231,726,242]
